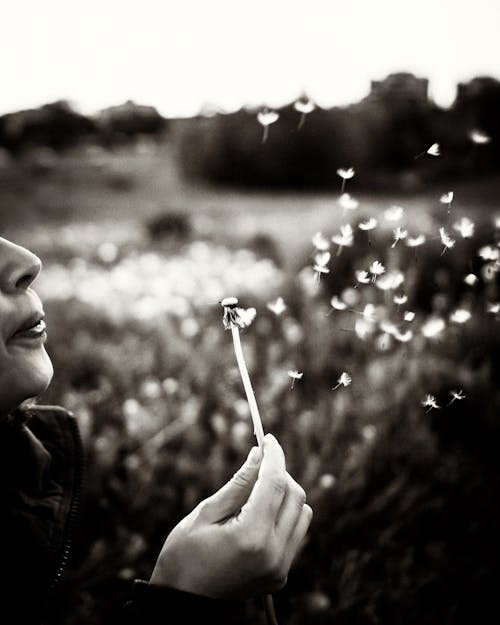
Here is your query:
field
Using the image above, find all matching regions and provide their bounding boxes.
[2,145,500,624]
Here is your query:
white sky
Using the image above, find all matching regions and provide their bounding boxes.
[1,0,499,117]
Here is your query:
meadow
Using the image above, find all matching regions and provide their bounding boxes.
[1,145,500,624]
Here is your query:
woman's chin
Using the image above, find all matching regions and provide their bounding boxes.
[6,346,54,408]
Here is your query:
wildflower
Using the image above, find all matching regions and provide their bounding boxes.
[427,143,440,157]
[404,311,415,322]
[447,389,466,405]
[355,270,371,286]
[330,295,347,310]
[391,227,408,248]
[267,296,287,316]
[422,394,440,413]
[453,217,475,239]
[332,371,352,390]
[469,129,491,144]
[338,193,359,211]
[439,227,455,255]
[487,302,500,314]
[294,97,315,130]
[312,231,330,251]
[369,260,385,283]
[393,294,408,305]
[376,270,404,291]
[478,245,499,261]
[440,191,454,213]
[287,370,303,390]
[450,309,471,324]
[422,317,446,338]
[332,224,354,254]
[406,234,426,247]
[358,217,377,231]
[257,108,279,143]
[384,206,404,221]
[336,167,355,194]
[464,273,478,286]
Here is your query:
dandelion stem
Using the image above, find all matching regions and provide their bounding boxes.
[231,326,265,448]
[340,179,346,194]
[262,126,269,144]
[265,594,279,625]
[298,112,306,131]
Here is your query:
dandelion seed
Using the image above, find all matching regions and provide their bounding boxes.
[314,264,330,284]
[404,311,415,322]
[450,309,471,324]
[369,260,385,283]
[355,270,371,287]
[331,371,352,390]
[439,227,455,255]
[406,234,426,247]
[336,167,355,194]
[478,245,499,261]
[422,394,440,413]
[469,129,491,144]
[440,191,454,214]
[453,217,475,239]
[257,108,279,144]
[464,273,478,286]
[355,318,374,339]
[294,97,315,130]
[393,294,408,306]
[314,251,331,267]
[427,143,440,157]
[376,270,404,291]
[359,217,378,231]
[267,296,287,316]
[384,206,404,222]
[330,295,347,311]
[287,369,303,390]
[362,304,377,322]
[332,224,354,255]
[394,329,413,342]
[391,227,408,248]
[312,231,330,251]
[447,389,466,405]
[487,302,500,314]
[339,193,359,211]
[422,317,446,338]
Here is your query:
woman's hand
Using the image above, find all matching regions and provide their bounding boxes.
[150,434,312,599]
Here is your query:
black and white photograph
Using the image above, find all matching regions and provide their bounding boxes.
[1,1,500,623]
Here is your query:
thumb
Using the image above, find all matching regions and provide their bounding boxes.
[201,446,262,522]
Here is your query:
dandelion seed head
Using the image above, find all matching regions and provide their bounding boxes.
[355,270,371,284]
[427,143,440,157]
[478,245,499,261]
[450,309,471,324]
[464,273,478,286]
[336,167,355,180]
[404,311,415,322]
[392,227,408,247]
[393,294,408,305]
[370,260,385,276]
[288,370,303,380]
[470,129,491,144]
[453,217,475,239]
[422,317,446,338]
[338,193,359,210]
[312,231,330,251]
[332,224,354,248]
[384,206,404,222]
[257,109,279,126]
[294,98,315,114]
[406,234,426,247]
[487,302,500,314]
[358,217,378,231]
[314,251,331,267]
[355,318,374,339]
[440,191,454,204]
[267,296,287,316]
[439,227,455,251]
[330,295,347,310]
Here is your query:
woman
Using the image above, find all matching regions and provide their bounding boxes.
[0,236,312,624]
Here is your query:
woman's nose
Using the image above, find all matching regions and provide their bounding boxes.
[0,239,42,292]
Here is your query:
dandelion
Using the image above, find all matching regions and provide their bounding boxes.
[391,227,408,248]
[220,297,264,446]
[464,273,478,286]
[478,245,499,261]
[440,191,454,213]
[406,234,426,247]
[336,167,355,194]
[331,371,352,390]
[469,129,491,144]
[384,206,404,222]
[404,311,415,322]
[330,295,347,311]
[354,270,370,287]
[358,217,377,231]
[312,231,330,251]
[422,317,446,338]
[439,227,455,255]
[447,389,466,405]
[257,108,279,144]
[338,193,359,211]
[453,217,475,239]
[450,309,471,324]
[294,97,315,130]
[267,296,287,316]
[393,294,408,306]
[332,224,354,255]
[287,370,303,390]
[422,394,440,413]
[427,143,440,157]
[369,260,385,283]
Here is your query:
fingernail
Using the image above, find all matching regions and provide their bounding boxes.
[247,446,262,465]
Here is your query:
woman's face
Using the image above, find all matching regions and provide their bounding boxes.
[0,237,53,416]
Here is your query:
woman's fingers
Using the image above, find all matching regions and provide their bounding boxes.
[283,503,313,567]
[274,474,307,541]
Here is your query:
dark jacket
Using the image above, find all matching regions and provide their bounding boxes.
[0,405,246,624]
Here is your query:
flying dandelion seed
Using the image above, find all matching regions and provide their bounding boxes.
[404,311,415,322]
[336,167,355,194]
[391,227,408,248]
[422,317,446,338]
[332,224,354,255]
[355,270,370,287]
[469,129,491,144]
[257,108,279,144]
[359,218,377,231]
[313,264,330,285]
[453,217,475,239]
[447,389,466,405]
[487,302,500,314]
[376,270,404,291]
[439,227,455,255]
[427,143,441,157]
[384,206,404,222]
[440,191,454,213]
[330,295,347,311]
[393,294,408,306]
[464,273,478,286]
[267,296,287,316]
[287,369,303,390]
[478,245,499,261]
[314,251,331,267]
[312,231,330,251]
[332,371,352,390]
[450,309,471,324]
[422,394,440,413]
[369,260,385,283]
[294,97,315,130]
[406,234,426,247]
[339,193,359,211]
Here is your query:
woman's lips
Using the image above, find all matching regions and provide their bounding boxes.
[9,318,47,343]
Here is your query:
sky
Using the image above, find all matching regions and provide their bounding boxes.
[1,0,499,118]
